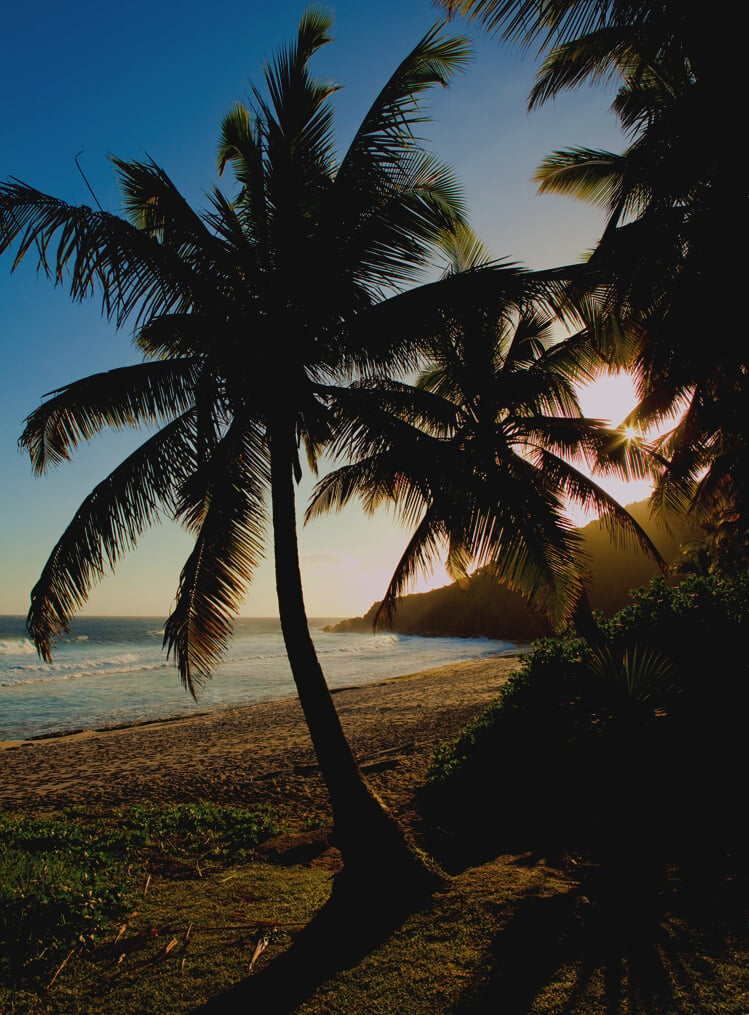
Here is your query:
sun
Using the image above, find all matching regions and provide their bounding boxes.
[566,369,654,526]
[576,370,639,426]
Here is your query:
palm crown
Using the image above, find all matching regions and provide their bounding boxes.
[529,11,741,526]
[309,254,660,631]
[440,0,744,535]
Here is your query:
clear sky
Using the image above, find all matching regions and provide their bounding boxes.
[0,0,636,619]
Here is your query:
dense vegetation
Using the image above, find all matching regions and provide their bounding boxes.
[424,571,749,862]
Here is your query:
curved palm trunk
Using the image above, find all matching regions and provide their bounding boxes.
[268,422,440,897]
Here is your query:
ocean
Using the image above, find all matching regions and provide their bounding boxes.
[0,616,517,741]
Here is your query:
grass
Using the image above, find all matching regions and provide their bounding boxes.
[292,856,748,1015]
[1,801,745,1014]
[0,802,283,1008]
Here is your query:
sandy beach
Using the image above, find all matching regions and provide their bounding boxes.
[0,656,523,818]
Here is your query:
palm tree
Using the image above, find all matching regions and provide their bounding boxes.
[440,0,746,548]
[0,10,486,895]
[531,29,744,531]
[308,242,661,632]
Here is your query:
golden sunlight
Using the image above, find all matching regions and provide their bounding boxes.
[576,370,639,426]
[570,370,652,526]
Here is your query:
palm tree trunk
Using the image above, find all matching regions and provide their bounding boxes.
[268,421,440,897]
[571,587,603,644]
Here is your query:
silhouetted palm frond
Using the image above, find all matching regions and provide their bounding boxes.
[164,423,269,695]
[19,360,201,473]
[27,412,198,659]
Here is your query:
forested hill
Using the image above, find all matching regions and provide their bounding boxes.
[326,501,699,640]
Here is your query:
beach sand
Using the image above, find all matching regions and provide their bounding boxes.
[0,656,522,820]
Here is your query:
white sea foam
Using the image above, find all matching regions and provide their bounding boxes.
[0,616,518,741]
[1,660,171,688]
[0,638,36,656]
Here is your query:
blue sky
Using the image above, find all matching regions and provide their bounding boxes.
[0,0,631,618]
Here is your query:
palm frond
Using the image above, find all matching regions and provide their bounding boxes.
[529,26,645,108]
[27,412,197,660]
[438,221,494,274]
[164,423,269,696]
[254,9,339,203]
[0,179,201,327]
[535,148,627,211]
[437,1,653,55]
[19,360,201,474]
[374,509,447,629]
[533,445,664,562]
[135,313,213,359]
[341,262,531,369]
[217,103,270,242]
[338,23,471,186]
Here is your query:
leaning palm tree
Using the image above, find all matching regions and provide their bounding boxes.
[308,242,661,632]
[0,10,486,895]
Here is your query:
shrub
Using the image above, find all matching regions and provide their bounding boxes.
[0,840,132,984]
[424,572,749,859]
[119,801,279,860]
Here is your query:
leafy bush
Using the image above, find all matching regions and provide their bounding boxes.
[0,840,132,984]
[424,572,749,858]
[119,801,279,859]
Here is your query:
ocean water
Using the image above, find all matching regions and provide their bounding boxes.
[0,616,517,741]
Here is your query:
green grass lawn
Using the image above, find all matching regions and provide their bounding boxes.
[1,804,746,1014]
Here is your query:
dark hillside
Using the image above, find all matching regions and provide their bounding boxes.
[328,501,698,640]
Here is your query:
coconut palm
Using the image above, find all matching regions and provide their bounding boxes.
[308,248,662,632]
[441,0,745,546]
[532,35,743,528]
[0,10,484,893]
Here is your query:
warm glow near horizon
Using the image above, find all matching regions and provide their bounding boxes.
[342,370,657,608]
[567,369,651,527]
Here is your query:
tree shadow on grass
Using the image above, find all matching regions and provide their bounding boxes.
[454,846,747,1015]
[192,871,439,1015]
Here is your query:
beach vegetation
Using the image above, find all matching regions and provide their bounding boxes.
[424,570,749,861]
[0,822,742,1014]
[0,845,132,987]
[0,801,279,987]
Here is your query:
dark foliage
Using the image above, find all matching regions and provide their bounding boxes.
[423,572,749,864]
